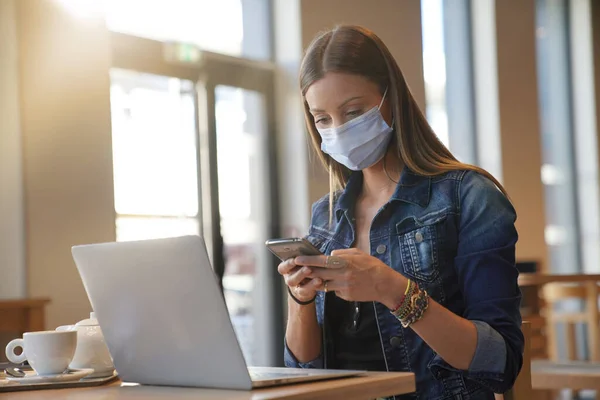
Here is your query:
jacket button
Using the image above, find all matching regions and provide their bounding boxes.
[415,232,424,243]
[389,336,402,348]
[376,244,387,254]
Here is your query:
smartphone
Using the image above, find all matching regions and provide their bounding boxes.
[265,237,323,261]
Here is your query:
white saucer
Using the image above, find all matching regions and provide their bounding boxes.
[85,369,117,379]
[6,368,94,384]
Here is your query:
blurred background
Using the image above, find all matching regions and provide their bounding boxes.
[0,0,599,377]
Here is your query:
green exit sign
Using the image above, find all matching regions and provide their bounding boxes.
[176,43,201,63]
[163,42,201,64]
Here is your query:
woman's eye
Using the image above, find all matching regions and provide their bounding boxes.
[347,110,362,117]
[315,116,330,125]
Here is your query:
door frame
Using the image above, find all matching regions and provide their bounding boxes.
[109,32,284,366]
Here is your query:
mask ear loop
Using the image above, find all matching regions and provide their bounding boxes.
[379,87,394,126]
[380,87,400,184]
[378,87,389,110]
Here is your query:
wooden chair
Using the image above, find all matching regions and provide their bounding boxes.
[495,321,532,400]
[531,281,600,399]
[543,281,600,363]
[520,276,549,360]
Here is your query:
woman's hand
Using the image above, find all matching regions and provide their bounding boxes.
[295,248,407,309]
[277,258,323,302]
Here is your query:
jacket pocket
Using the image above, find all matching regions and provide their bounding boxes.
[396,213,447,283]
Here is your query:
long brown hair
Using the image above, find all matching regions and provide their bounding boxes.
[299,25,507,217]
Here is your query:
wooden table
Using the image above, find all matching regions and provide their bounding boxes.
[1,372,415,399]
[532,360,600,390]
[0,298,50,334]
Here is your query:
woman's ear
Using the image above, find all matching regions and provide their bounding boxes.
[381,99,394,127]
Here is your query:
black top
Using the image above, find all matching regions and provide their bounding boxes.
[329,294,387,371]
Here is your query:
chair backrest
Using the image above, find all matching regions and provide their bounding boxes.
[494,321,532,400]
[543,281,600,362]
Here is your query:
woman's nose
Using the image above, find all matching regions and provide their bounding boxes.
[332,116,347,128]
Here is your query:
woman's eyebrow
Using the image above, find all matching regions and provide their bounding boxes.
[309,96,364,113]
[337,96,363,109]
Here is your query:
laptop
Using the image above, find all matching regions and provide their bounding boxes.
[71,235,364,389]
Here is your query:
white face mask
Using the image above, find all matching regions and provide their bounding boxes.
[317,90,393,171]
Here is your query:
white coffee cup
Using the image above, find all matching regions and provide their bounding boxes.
[5,331,77,375]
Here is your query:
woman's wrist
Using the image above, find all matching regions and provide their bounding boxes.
[287,286,317,306]
[378,269,409,310]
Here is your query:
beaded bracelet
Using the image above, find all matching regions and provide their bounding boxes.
[389,280,430,327]
[389,283,408,314]
[390,279,417,320]
[398,281,419,320]
[399,288,430,328]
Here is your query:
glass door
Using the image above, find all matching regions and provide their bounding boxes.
[197,54,282,367]
[110,69,201,241]
[109,33,283,367]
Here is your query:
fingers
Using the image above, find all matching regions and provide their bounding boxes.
[319,279,345,292]
[294,255,328,267]
[286,266,313,287]
[323,255,348,269]
[331,248,361,256]
[294,254,348,269]
[294,277,322,299]
[277,258,298,275]
[308,267,345,281]
[291,248,360,269]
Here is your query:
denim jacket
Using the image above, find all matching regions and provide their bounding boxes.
[284,169,524,400]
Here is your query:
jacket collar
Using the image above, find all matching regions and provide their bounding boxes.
[334,168,431,221]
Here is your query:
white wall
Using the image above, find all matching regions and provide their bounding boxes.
[0,0,26,299]
[273,0,311,236]
[495,0,547,268]
[18,0,116,329]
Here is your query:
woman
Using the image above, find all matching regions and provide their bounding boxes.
[278,25,523,399]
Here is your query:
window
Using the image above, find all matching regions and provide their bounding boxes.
[421,0,450,148]
[110,70,200,242]
[568,0,600,274]
[104,0,271,60]
[422,0,485,166]
[536,0,600,275]
[535,1,600,366]
[536,0,580,273]
[214,85,271,366]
